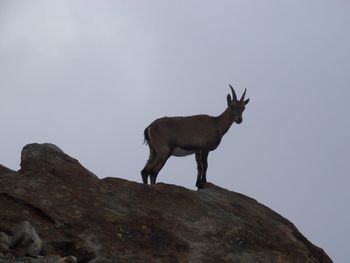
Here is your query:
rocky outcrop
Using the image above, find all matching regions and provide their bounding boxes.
[0,143,332,263]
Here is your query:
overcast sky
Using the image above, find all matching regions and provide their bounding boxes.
[1,1,349,262]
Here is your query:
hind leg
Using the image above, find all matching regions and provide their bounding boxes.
[149,151,171,185]
[141,148,157,184]
[141,168,149,184]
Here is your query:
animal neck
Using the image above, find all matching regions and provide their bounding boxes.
[217,108,236,136]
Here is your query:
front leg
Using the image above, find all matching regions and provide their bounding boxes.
[201,151,209,185]
[195,152,203,188]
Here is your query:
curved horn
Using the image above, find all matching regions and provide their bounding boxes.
[229,84,237,101]
[240,88,247,102]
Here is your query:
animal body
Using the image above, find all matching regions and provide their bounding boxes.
[141,85,249,188]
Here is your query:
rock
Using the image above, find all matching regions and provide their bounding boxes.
[87,257,113,263]
[19,143,64,173]
[0,254,62,263]
[44,254,62,263]
[54,255,77,263]
[0,253,15,263]
[13,247,26,257]
[0,143,333,262]
[0,164,14,174]
[19,143,99,189]
[0,232,11,252]
[11,221,42,257]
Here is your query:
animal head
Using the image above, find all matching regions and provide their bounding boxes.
[226,85,250,124]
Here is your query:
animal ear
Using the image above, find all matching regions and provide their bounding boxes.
[227,94,232,106]
[244,98,250,105]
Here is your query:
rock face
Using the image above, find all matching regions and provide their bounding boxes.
[0,143,332,263]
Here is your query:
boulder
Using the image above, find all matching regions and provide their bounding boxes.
[19,143,99,189]
[54,255,77,263]
[11,221,42,257]
[0,232,11,252]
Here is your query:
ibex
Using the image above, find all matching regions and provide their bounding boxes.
[141,85,249,188]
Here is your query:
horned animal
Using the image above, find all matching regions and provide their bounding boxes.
[141,85,249,188]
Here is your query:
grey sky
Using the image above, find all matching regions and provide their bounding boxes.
[1,1,349,262]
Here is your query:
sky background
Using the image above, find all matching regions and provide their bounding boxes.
[0,1,349,262]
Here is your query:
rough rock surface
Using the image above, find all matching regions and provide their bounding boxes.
[0,232,11,252]
[11,221,42,257]
[0,143,332,263]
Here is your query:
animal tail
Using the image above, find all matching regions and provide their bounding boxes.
[143,126,150,145]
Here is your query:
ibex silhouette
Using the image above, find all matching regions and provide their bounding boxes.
[141,85,249,188]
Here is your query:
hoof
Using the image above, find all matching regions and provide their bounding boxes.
[141,171,148,184]
[196,182,204,189]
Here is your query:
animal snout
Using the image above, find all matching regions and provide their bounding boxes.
[236,117,242,124]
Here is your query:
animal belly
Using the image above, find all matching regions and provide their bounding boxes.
[172,147,195,157]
